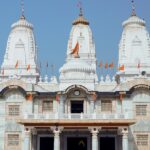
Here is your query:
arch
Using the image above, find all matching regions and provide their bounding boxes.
[64,85,91,114]
[120,79,150,93]
[0,80,29,96]
[64,84,90,94]
[0,79,32,95]
[130,84,150,94]
[1,86,26,98]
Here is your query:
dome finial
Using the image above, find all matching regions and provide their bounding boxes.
[20,0,25,19]
[131,0,136,16]
[72,1,89,25]
[77,1,83,16]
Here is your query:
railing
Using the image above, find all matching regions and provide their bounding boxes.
[23,113,132,120]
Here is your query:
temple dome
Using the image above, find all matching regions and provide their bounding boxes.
[123,15,145,27]
[11,16,33,29]
[60,59,95,73]
[72,14,89,25]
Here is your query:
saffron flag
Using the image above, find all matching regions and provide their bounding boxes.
[15,60,19,69]
[92,92,97,101]
[71,42,80,58]
[137,62,140,68]
[120,94,123,101]
[118,65,124,71]
[26,93,33,101]
[105,62,108,69]
[1,68,4,76]
[27,64,31,71]
[99,61,103,68]
[56,95,60,101]
[119,92,126,101]
[109,62,114,68]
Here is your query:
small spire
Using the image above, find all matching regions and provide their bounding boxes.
[20,0,25,19]
[131,0,136,16]
[77,1,83,16]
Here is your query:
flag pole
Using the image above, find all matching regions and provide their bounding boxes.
[39,61,42,75]
[51,64,55,76]
[46,62,48,75]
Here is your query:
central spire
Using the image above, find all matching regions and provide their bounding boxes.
[131,0,136,16]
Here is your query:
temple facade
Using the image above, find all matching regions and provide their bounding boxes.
[0,5,150,150]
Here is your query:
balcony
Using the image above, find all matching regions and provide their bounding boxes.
[18,113,135,127]
[23,113,132,120]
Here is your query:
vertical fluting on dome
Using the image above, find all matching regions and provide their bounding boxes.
[59,10,98,91]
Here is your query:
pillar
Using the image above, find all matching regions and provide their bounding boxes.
[119,127,128,150]
[24,128,31,150]
[90,100,95,113]
[59,95,66,115]
[31,128,37,150]
[51,127,63,150]
[89,127,100,150]
[87,95,95,114]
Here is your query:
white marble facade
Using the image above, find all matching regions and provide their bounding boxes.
[0,8,150,150]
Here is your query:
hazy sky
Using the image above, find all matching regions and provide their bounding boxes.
[0,0,149,77]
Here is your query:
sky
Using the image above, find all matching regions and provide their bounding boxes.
[0,0,150,77]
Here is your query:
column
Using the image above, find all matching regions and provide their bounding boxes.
[90,100,95,113]
[87,95,95,114]
[119,127,128,150]
[24,128,31,150]
[59,95,66,115]
[31,128,37,150]
[51,127,63,150]
[89,128,99,150]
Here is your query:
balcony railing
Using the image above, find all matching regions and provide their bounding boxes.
[23,113,132,120]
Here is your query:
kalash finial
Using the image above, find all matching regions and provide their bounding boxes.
[77,1,83,16]
[72,1,89,25]
[131,0,136,16]
[20,0,25,19]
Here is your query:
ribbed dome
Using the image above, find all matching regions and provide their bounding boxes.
[11,16,33,29]
[72,14,89,25]
[123,15,145,27]
[60,59,95,73]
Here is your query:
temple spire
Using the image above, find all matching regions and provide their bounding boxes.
[131,0,136,16]
[20,0,25,19]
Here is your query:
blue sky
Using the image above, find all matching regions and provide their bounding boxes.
[0,0,150,77]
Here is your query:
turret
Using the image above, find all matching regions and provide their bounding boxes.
[59,9,98,90]
[118,4,150,79]
[0,15,39,83]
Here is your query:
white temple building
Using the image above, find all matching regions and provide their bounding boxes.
[0,4,150,150]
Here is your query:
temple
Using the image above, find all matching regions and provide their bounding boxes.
[0,2,150,150]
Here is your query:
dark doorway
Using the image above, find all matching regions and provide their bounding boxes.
[40,137,54,150]
[67,137,87,150]
[71,101,83,113]
[100,137,115,150]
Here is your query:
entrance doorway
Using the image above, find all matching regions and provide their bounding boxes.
[40,137,54,150]
[67,137,87,150]
[100,137,115,150]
